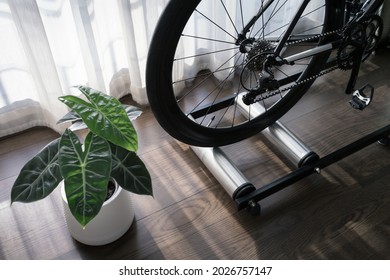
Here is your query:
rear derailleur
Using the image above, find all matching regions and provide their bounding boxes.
[242,69,280,105]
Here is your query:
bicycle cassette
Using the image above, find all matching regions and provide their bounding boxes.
[245,40,274,71]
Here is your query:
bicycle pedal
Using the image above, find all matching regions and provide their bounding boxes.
[378,136,390,146]
[349,84,374,110]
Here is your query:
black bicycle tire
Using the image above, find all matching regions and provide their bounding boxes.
[146,0,344,147]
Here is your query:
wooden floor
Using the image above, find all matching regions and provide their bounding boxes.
[1,50,389,260]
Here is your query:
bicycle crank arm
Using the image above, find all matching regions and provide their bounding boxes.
[345,48,364,94]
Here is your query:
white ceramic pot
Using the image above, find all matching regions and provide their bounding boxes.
[61,181,135,246]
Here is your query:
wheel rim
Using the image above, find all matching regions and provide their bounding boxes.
[170,0,328,129]
[146,0,333,146]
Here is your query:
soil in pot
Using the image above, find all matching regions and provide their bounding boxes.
[106,180,116,201]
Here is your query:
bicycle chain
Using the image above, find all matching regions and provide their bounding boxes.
[251,65,340,103]
[248,28,344,104]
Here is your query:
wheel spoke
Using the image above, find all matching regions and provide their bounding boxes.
[177,0,326,122]
[181,34,237,45]
[174,47,239,62]
[173,65,238,85]
[220,0,240,36]
[147,0,331,146]
[177,50,241,103]
[195,9,237,41]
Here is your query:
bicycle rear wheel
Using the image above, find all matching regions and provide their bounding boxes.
[146,0,342,147]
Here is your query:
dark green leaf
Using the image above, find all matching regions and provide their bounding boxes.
[59,129,112,227]
[11,138,62,204]
[110,143,153,196]
[57,104,140,125]
[58,86,138,152]
[56,110,81,124]
[67,105,142,132]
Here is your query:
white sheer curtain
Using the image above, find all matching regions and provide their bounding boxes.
[0,0,167,138]
[0,0,320,138]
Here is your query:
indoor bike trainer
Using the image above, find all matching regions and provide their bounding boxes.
[190,91,390,215]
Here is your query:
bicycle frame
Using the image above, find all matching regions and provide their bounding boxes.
[191,0,389,211]
[146,0,387,147]
[250,0,385,68]
[189,0,384,123]
[234,0,385,99]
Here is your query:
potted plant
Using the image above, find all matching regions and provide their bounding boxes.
[10,85,152,246]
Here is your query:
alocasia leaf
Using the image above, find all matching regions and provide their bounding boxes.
[58,86,138,152]
[110,143,153,196]
[59,129,112,227]
[57,104,141,125]
[11,138,62,204]
[56,110,81,124]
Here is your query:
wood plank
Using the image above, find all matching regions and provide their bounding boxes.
[0,51,389,260]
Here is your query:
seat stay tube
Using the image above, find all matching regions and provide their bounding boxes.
[273,0,311,56]
[361,0,385,16]
[238,0,274,42]
[343,0,384,29]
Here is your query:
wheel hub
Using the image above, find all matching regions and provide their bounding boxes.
[244,39,274,71]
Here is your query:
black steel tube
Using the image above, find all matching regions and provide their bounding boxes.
[235,124,390,210]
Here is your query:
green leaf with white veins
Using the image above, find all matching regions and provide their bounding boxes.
[11,138,62,204]
[110,143,153,196]
[59,129,112,227]
[58,86,138,152]
[56,104,142,126]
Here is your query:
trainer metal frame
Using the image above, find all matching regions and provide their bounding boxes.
[190,93,390,214]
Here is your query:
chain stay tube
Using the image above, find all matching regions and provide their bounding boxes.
[246,0,382,105]
[247,28,343,104]
[242,0,346,105]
